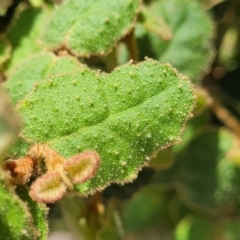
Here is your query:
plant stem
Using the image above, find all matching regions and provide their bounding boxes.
[122,29,139,61]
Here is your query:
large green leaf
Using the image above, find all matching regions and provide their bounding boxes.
[41,0,140,57]
[136,0,215,82]
[18,58,195,195]
[0,174,38,240]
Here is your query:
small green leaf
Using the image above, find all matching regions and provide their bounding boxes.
[175,215,215,240]
[6,5,52,72]
[7,137,30,159]
[17,186,49,240]
[41,0,140,57]
[29,0,44,8]
[149,148,174,170]
[5,52,81,104]
[18,59,195,196]
[136,0,215,82]
[0,174,38,240]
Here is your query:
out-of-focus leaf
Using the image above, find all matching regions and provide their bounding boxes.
[59,196,86,239]
[218,28,238,70]
[153,129,240,212]
[136,0,215,83]
[17,186,49,240]
[17,59,195,196]
[149,148,174,170]
[172,110,209,154]
[41,0,140,57]
[6,5,52,72]
[192,88,210,116]
[175,215,215,240]
[5,52,81,104]
[122,185,171,232]
[6,137,30,159]
[117,43,130,66]
[168,194,193,225]
[0,174,38,240]
[29,0,44,7]
[175,215,240,240]
[222,219,240,240]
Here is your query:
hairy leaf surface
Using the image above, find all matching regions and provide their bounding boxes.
[18,59,195,195]
[5,53,81,104]
[41,0,140,57]
[0,175,37,240]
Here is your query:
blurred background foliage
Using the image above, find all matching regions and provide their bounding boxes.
[1,0,240,239]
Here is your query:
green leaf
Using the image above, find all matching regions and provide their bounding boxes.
[5,52,81,104]
[136,0,215,82]
[175,215,240,240]
[175,215,215,240]
[6,5,52,72]
[172,108,209,154]
[122,185,170,232]
[222,218,240,240]
[17,187,49,240]
[29,0,44,8]
[149,148,174,170]
[0,174,38,240]
[153,129,240,211]
[7,137,30,159]
[0,35,11,67]
[41,0,140,57]
[18,59,195,196]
